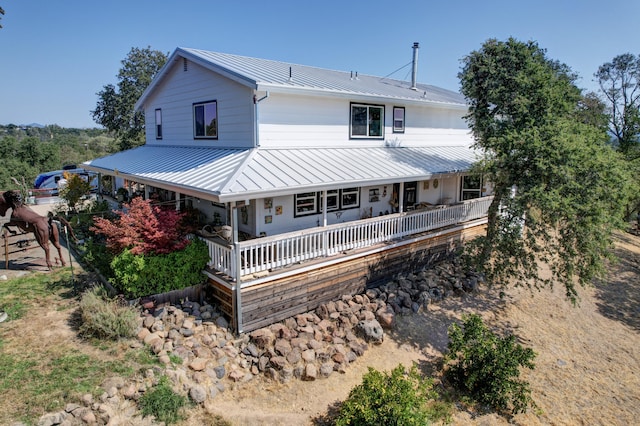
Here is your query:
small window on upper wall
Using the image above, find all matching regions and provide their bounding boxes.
[393,107,405,133]
[193,100,218,139]
[350,103,384,139]
[155,109,162,139]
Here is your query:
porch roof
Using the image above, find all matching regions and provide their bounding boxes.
[83,145,478,203]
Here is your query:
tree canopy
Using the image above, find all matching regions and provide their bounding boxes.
[92,46,167,151]
[0,124,115,190]
[459,38,632,301]
[595,53,640,156]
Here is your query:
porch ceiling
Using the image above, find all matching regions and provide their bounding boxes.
[83,145,479,203]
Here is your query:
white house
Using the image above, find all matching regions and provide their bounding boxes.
[83,43,491,332]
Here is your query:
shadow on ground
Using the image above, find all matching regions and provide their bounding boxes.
[593,231,640,332]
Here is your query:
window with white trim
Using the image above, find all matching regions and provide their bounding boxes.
[193,100,218,139]
[155,109,162,139]
[321,189,339,212]
[350,103,384,138]
[460,175,483,200]
[341,187,360,208]
[295,192,318,216]
[393,106,405,133]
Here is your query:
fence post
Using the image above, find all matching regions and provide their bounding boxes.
[3,228,7,269]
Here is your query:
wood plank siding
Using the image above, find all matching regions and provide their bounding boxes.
[207,222,486,333]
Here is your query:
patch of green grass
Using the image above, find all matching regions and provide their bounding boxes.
[1,299,26,321]
[169,354,183,365]
[0,351,134,422]
[0,270,77,322]
[0,271,149,424]
[125,346,163,367]
[139,375,189,424]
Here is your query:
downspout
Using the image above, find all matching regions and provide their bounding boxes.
[253,91,270,148]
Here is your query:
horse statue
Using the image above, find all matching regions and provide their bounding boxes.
[0,190,77,269]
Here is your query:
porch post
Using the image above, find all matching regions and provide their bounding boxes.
[322,190,328,256]
[398,182,405,213]
[322,190,328,227]
[232,205,243,334]
[175,192,181,211]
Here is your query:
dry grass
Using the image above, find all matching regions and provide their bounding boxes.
[196,230,640,425]
[1,230,639,425]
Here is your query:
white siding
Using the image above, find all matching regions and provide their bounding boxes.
[142,60,255,148]
[257,93,472,148]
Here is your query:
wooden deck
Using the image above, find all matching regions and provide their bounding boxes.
[206,219,487,333]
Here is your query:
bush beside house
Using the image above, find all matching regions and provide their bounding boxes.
[88,197,209,298]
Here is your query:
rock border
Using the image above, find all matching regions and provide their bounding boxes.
[37,258,482,425]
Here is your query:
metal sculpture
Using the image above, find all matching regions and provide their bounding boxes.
[0,190,76,269]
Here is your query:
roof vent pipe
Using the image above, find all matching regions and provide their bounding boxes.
[410,42,419,90]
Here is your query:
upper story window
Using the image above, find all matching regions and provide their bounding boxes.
[460,175,483,200]
[193,100,218,139]
[155,109,162,139]
[350,103,384,139]
[393,107,405,133]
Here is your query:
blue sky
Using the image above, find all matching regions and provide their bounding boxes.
[0,0,638,128]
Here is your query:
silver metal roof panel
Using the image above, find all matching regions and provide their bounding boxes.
[83,145,477,203]
[136,48,467,110]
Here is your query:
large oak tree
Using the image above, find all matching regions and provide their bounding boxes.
[459,38,632,301]
[92,47,167,151]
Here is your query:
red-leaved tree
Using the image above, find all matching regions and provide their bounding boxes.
[91,197,189,255]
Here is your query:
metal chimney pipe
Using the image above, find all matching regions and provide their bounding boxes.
[411,42,419,90]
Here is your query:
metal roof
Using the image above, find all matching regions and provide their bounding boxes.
[83,145,478,203]
[136,47,467,110]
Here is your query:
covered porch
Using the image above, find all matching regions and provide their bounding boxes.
[202,196,492,282]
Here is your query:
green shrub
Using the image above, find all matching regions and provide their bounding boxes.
[139,375,188,424]
[445,314,536,414]
[81,239,115,279]
[78,286,138,340]
[110,239,209,298]
[335,364,448,426]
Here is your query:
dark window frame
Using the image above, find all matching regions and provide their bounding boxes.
[294,188,361,217]
[193,100,218,139]
[155,108,162,139]
[460,174,483,201]
[350,102,385,139]
[392,106,405,133]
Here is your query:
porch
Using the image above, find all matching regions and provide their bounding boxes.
[201,196,492,282]
[200,197,492,332]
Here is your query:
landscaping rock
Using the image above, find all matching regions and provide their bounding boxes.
[356,319,384,344]
[37,258,482,424]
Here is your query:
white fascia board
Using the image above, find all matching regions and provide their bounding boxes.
[82,164,224,203]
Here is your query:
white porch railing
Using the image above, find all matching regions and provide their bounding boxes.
[202,196,493,281]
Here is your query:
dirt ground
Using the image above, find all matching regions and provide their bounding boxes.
[195,230,640,426]
[2,217,639,425]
